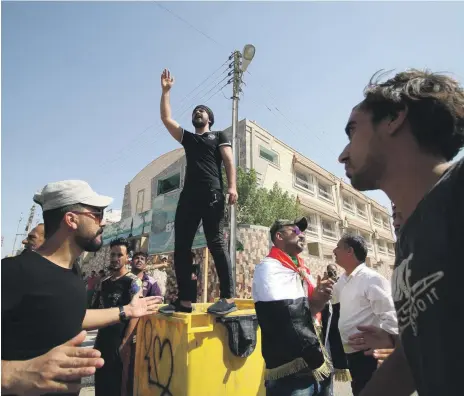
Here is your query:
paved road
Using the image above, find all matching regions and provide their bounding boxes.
[80,330,97,393]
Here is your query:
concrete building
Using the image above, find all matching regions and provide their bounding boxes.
[104,209,122,224]
[120,119,395,267]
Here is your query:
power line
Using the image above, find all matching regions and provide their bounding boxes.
[245,70,340,158]
[194,74,232,105]
[99,79,232,176]
[176,59,230,109]
[203,82,231,104]
[173,67,231,119]
[99,59,231,171]
[100,76,231,170]
[155,2,224,48]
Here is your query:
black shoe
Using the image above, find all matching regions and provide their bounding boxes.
[207,299,238,316]
[159,300,193,316]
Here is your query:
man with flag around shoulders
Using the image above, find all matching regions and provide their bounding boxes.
[253,217,349,396]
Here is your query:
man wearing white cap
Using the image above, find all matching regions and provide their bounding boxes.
[1,180,159,396]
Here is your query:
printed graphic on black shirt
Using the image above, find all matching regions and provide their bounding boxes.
[392,157,463,396]
[392,252,443,336]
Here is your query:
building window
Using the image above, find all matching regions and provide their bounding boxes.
[157,173,181,195]
[388,242,395,256]
[377,240,387,255]
[382,216,391,230]
[259,146,279,166]
[295,171,315,193]
[342,195,355,214]
[306,213,319,235]
[344,227,357,236]
[356,202,368,219]
[360,231,373,251]
[135,189,145,214]
[318,182,333,203]
[321,219,337,240]
[373,211,383,226]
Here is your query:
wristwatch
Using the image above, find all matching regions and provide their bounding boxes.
[119,306,129,322]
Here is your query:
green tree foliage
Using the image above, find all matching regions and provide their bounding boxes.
[223,168,301,226]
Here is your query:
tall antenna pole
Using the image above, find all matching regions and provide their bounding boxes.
[11,213,24,256]
[25,204,36,234]
[228,50,241,291]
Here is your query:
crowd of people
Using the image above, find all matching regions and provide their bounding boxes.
[1,68,463,396]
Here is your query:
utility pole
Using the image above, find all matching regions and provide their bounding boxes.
[25,204,36,234]
[228,44,255,290]
[11,213,24,256]
[229,50,241,289]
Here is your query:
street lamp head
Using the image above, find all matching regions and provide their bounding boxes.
[241,44,255,72]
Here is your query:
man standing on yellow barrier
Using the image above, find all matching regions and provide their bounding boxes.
[253,218,336,396]
[159,68,238,316]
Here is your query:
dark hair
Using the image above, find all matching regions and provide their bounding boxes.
[358,69,464,161]
[270,231,277,244]
[193,105,214,126]
[110,237,130,253]
[42,204,86,239]
[91,270,96,274]
[340,234,368,262]
[99,270,105,275]
[133,251,148,260]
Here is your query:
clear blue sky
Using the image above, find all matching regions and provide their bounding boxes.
[2,1,464,255]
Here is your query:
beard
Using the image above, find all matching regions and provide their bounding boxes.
[131,264,144,274]
[75,228,104,252]
[192,117,207,128]
[109,261,125,271]
[349,152,385,192]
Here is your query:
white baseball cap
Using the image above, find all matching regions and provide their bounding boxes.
[33,180,113,212]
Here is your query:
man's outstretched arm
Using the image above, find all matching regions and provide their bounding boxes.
[82,291,158,330]
[160,68,182,143]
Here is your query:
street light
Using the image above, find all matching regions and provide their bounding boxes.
[229,44,255,291]
[241,44,256,73]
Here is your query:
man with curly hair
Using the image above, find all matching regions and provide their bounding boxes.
[338,70,464,396]
[93,237,143,396]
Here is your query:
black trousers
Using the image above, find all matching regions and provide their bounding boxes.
[174,188,234,301]
[191,279,198,302]
[347,351,378,396]
[94,336,123,396]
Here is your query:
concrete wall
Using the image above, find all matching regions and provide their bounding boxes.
[82,225,393,302]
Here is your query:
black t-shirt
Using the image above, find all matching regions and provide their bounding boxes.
[1,250,87,361]
[393,157,464,396]
[181,129,231,191]
[94,273,141,346]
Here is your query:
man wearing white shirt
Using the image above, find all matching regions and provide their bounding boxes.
[332,234,398,396]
